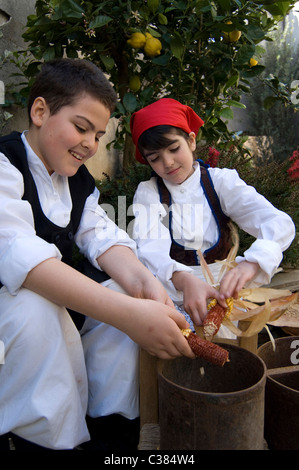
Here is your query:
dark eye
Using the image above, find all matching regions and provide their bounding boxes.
[170,146,179,153]
[149,155,159,163]
[75,124,86,133]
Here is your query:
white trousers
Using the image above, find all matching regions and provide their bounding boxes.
[0,280,139,450]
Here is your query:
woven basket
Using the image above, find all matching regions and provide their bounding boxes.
[281,296,299,336]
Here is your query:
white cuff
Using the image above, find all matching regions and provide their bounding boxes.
[0,237,61,295]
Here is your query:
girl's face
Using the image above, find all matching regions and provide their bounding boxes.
[27,93,111,176]
[143,131,196,184]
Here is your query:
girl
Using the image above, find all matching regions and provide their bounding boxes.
[130,98,295,329]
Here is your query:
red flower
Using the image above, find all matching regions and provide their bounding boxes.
[288,149,299,181]
[288,159,299,181]
[290,150,299,162]
[206,147,220,167]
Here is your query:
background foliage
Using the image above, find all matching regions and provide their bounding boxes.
[244,17,299,162]
[10,0,298,164]
[2,0,298,265]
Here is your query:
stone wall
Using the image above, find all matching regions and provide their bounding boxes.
[0,0,121,179]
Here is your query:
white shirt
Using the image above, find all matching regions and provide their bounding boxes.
[0,132,136,294]
[132,161,295,289]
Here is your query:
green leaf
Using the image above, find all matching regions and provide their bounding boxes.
[158,13,168,25]
[152,53,170,65]
[57,0,84,19]
[89,15,113,30]
[227,100,246,109]
[219,107,234,120]
[216,0,231,13]
[264,2,294,17]
[99,54,115,70]
[235,44,256,65]
[263,95,279,110]
[170,33,184,60]
[244,24,266,43]
[140,87,155,102]
[241,64,265,78]
[123,93,138,113]
[147,0,159,14]
[147,26,161,38]
[115,101,125,114]
[223,73,239,93]
[43,46,56,61]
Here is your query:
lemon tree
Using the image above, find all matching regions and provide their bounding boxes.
[14,0,297,165]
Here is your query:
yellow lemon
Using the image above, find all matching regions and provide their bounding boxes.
[127,32,146,49]
[145,32,153,39]
[222,21,241,43]
[129,75,141,92]
[250,58,258,67]
[144,37,162,57]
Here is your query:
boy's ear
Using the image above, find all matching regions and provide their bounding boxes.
[30,97,49,127]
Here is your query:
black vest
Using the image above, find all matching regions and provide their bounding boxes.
[0,132,110,329]
[157,160,232,266]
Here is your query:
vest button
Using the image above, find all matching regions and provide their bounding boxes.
[55,234,61,243]
[68,231,74,240]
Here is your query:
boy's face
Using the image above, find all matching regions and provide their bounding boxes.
[28,93,111,176]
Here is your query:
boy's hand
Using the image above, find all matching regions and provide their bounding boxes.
[123,299,195,360]
[219,261,260,300]
[23,256,194,360]
[97,245,174,306]
[130,274,174,307]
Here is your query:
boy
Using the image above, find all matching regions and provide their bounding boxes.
[0,60,193,450]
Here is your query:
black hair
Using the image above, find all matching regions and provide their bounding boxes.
[27,58,117,123]
[138,125,190,159]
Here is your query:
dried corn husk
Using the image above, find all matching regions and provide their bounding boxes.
[197,223,298,338]
[268,295,299,328]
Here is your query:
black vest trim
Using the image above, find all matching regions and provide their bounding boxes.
[0,132,110,329]
[157,160,232,266]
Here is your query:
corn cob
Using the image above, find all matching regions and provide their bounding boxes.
[182,329,229,366]
[203,298,233,339]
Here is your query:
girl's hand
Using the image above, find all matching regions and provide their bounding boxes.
[219,261,260,300]
[171,271,226,326]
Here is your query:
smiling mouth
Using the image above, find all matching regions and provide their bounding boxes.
[167,167,180,175]
[70,150,83,161]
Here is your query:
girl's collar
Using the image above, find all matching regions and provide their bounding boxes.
[163,161,200,192]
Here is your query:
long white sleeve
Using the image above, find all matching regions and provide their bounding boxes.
[74,186,137,270]
[211,167,295,284]
[0,132,137,293]
[132,163,295,288]
[0,154,61,294]
[132,178,193,296]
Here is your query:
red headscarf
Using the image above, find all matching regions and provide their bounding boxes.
[130,98,204,164]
